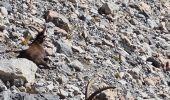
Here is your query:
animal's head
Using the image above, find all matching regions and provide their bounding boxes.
[32,24,47,44]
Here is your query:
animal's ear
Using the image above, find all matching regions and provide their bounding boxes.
[30,24,47,44]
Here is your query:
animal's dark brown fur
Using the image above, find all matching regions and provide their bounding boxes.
[18,25,49,69]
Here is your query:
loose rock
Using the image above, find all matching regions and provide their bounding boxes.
[46,10,71,32]
[0,58,37,83]
[98,2,119,15]
[69,60,84,71]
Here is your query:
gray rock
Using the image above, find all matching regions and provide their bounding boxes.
[10,92,60,100]
[117,47,129,57]
[46,10,71,32]
[129,18,139,25]
[58,63,72,75]
[22,3,28,9]
[58,89,69,98]
[98,2,119,15]
[44,47,56,56]
[72,45,85,53]
[118,80,127,85]
[11,31,22,39]
[0,1,12,12]
[147,19,158,28]
[136,13,146,19]
[35,86,47,93]
[0,24,5,31]
[18,86,26,92]
[32,17,45,25]
[165,19,170,32]
[40,94,60,100]
[46,81,54,91]
[86,46,100,53]
[128,68,140,79]
[35,73,42,78]
[138,90,148,98]
[102,39,114,47]
[120,35,136,54]
[141,42,152,56]
[90,8,98,14]
[0,7,8,17]
[79,12,92,21]
[102,59,114,67]
[0,90,11,100]
[69,60,84,71]
[144,78,155,86]
[67,92,74,97]
[0,58,38,83]
[57,74,69,84]
[146,57,161,68]
[0,80,7,92]
[54,26,68,36]
[10,86,20,93]
[55,39,73,56]
[156,37,170,49]
[34,80,45,87]
[66,84,81,95]
[44,41,56,56]
[68,0,79,3]
[162,34,170,41]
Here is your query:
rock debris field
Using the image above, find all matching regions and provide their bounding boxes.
[0,0,170,100]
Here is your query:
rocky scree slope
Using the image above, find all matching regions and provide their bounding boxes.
[0,0,170,100]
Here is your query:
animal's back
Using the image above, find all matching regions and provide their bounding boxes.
[25,43,46,63]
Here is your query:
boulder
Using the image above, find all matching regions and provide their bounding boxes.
[0,58,38,83]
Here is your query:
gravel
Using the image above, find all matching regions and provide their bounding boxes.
[0,0,170,100]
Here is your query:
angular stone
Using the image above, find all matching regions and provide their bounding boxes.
[66,84,81,95]
[0,58,37,83]
[9,92,60,100]
[0,7,8,17]
[72,45,85,53]
[0,1,12,12]
[98,2,119,15]
[144,77,157,86]
[102,39,114,47]
[46,10,71,32]
[55,39,73,56]
[146,57,161,68]
[139,2,151,12]
[69,60,84,71]
[0,80,7,92]
[58,89,68,98]
[54,26,68,36]
[68,0,79,3]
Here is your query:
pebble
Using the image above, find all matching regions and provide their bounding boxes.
[46,10,71,32]
[55,39,73,56]
[98,2,119,15]
[0,7,8,17]
[66,84,81,94]
[0,80,7,92]
[58,89,69,98]
[69,60,84,71]
[146,57,161,68]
